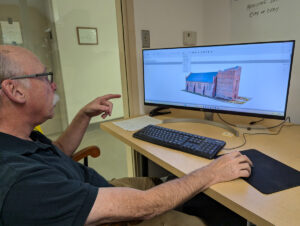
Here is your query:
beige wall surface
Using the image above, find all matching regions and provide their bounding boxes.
[51,0,124,124]
[202,0,231,45]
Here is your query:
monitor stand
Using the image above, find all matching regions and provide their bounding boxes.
[149,106,171,117]
[162,112,239,136]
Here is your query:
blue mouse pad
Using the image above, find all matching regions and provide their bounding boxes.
[240,149,300,194]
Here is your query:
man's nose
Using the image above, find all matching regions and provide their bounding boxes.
[51,82,57,91]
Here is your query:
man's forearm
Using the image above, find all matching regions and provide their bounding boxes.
[54,109,91,156]
[143,165,214,218]
[87,165,214,225]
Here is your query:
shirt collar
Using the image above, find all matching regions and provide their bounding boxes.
[0,131,53,155]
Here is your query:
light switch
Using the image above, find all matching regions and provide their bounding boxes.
[141,30,150,48]
[183,31,197,46]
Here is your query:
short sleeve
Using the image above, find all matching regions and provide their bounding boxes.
[1,167,98,226]
[77,162,113,187]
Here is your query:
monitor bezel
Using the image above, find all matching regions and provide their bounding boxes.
[142,40,295,120]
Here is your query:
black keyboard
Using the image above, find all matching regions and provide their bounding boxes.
[133,125,226,159]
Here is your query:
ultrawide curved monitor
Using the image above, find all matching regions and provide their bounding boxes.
[143,41,295,119]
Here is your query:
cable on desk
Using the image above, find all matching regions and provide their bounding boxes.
[216,114,238,127]
[217,114,291,130]
[223,117,295,150]
[249,118,264,125]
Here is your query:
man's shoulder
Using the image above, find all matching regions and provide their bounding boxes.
[0,151,24,213]
[0,150,37,179]
[0,151,20,177]
[0,149,52,184]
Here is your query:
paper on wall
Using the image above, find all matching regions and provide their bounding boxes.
[0,21,23,45]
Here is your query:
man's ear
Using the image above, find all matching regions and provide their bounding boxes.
[1,79,26,104]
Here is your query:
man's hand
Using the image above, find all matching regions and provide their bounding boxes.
[81,94,121,119]
[206,151,253,185]
[54,94,121,156]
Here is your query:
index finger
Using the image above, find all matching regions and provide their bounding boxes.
[101,94,121,100]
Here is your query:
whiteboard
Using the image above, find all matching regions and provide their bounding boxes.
[231,0,300,123]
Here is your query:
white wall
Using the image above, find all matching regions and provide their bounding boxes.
[133,0,205,114]
[230,0,300,123]
[202,0,231,45]
[51,0,124,124]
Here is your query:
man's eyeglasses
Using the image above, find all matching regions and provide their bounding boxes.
[0,72,54,88]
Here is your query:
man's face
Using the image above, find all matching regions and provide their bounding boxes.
[27,70,58,120]
[17,49,58,122]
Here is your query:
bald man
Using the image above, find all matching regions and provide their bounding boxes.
[0,45,252,226]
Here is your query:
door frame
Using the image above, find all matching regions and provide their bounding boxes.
[116,0,143,176]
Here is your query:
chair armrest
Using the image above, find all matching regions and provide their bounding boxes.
[72,145,101,162]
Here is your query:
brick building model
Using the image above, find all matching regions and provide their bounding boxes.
[186,66,241,101]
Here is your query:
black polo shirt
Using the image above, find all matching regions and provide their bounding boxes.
[0,131,112,226]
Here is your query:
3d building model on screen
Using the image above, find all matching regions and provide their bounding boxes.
[186,66,247,103]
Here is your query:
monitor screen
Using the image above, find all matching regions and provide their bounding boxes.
[143,41,295,119]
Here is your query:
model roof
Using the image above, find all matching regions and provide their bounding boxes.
[186,72,218,83]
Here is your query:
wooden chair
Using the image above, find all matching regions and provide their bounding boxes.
[72,145,101,166]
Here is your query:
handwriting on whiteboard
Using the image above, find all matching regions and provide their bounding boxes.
[234,0,280,18]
